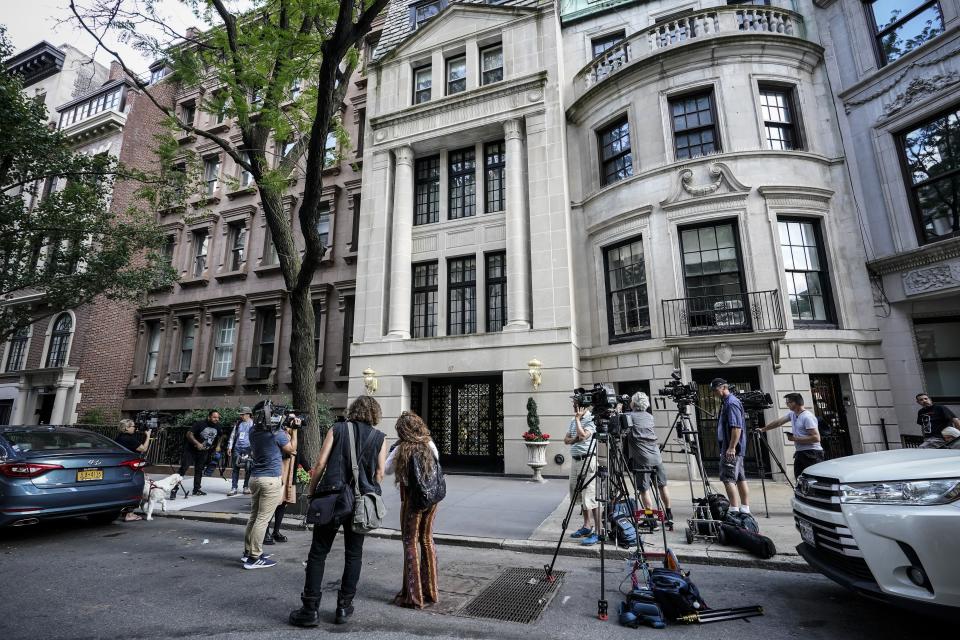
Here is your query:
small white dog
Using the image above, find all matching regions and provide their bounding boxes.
[141,473,182,521]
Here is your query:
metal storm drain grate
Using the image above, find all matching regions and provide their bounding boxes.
[459,567,565,625]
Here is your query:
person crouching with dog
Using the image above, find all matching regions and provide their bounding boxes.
[241,410,296,569]
[624,392,673,526]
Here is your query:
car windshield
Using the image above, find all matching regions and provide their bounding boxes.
[3,430,119,453]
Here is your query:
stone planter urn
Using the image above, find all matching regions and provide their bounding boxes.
[524,441,550,483]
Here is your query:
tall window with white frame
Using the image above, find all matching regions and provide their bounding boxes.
[604,238,650,342]
[181,102,195,126]
[46,313,72,368]
[485,252,507,332]
[481,45,503,85]
[414,156,440,225]
[262,227,279,265]
[144,322,161,382]
[865,0,943,67]
[317,202,331,248]
[447,55,466,95]
[178,318,195,373]
[598,116,633,186]
[211,315,236,380]
[161,235,176,267]
[4,326,29,373]
[324,133,336,167]
[670,90,720,160]
[899,105,960,244]
[203,156,220,196]
[778,218,834,325]
[412,262,439,338]
[312,302,322,364]
[914,318,960,401]
[255,309,276,367]
[448,147,476,219]
[759,85,801,150]
[448,256,476,335]
[192,230,209,277]
[239,152,253,188]
[484,141,505,213]
[413,65,432,104]
[228,222,246,271]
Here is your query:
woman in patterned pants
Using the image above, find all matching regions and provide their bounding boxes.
[385,411,440,608]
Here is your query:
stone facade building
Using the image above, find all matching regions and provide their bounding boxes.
[119,31,379,418]
[353,0,899,477]
[814,0,960,435]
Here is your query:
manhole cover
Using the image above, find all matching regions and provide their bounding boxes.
[458,567,565,624]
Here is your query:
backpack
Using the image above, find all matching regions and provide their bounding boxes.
[723,510,760,533]
[406,449,447,512]
[612,513,638,548]
[649,568,707,620]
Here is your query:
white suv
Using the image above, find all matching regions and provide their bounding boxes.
[792,448,960,615]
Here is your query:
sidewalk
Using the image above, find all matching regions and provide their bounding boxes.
[148,468,807,571]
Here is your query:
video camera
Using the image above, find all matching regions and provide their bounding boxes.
[730,387,773,413]
[657,370,698,407]
[134,410,173,432]
[253,399,302,432]
[572,383,622,437]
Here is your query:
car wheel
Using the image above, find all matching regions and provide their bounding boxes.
[88,510,122,525]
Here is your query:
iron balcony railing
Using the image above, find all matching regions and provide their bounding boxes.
[662,289,785,338]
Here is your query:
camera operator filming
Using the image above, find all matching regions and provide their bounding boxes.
[757,393,823,478]
[565,395,599,546]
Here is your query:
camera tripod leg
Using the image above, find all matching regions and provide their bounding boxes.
[752,430,771,519]
[544,437,599,582]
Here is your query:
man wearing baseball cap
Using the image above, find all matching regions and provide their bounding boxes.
[227,407,255,496]
[712,378,751,514]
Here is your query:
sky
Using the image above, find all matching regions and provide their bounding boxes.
[1,1,205,73]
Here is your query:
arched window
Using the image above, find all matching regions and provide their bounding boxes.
[46,313,73,368]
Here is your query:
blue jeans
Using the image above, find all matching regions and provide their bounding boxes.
[231,448,252,490]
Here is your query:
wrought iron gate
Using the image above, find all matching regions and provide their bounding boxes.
[428,377,504,471]
[809,374,852,460]
[691,367,769,476]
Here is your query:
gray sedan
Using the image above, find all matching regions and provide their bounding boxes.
[0,426,145,527]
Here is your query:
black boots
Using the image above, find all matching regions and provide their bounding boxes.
[335,592,354,625]
[263,527,275,546]
[289,593,321,627]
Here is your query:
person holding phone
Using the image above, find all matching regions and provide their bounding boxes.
[758,393,823,478]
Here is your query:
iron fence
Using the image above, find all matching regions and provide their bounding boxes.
[662,289,785,338]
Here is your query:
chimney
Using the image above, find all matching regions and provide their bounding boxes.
[109,60,125,81]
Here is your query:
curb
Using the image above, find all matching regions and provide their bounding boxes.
[153,510,812,573]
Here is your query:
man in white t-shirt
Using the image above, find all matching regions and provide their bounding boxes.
[758,393,823,479]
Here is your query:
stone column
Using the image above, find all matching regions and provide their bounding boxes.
[387,145,415,339]
[10,382,29,425]
[504,119,531,330]
[50,384,70,425]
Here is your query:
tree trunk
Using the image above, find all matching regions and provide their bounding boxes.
[289,283,321,466]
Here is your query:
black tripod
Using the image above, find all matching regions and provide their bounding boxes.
[544,421,650,621]
[748,412,794,518]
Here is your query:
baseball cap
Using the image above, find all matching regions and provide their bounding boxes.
[239,406,252,414]
[709,378,727,390]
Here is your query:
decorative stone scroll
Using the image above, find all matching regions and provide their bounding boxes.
[902,260,960,296]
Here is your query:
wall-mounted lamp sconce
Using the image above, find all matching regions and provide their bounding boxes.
[362,368,378,395]
[528,358,542,391]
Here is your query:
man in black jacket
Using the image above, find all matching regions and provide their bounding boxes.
[172,410,223,498]
[916,393,960,446]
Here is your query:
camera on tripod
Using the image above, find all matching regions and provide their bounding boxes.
[253,399,302,432]
[657,370,698,407]
[729,387,774,413]
[134,410,172,432]
[571,383,619,436]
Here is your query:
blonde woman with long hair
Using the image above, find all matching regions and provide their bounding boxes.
[385,411,440,608]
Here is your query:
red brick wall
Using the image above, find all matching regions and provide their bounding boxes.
[73,79,175,423]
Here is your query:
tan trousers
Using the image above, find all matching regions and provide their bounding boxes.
[244,476,283,558]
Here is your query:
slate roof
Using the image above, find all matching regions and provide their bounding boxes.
[371,0,540,63]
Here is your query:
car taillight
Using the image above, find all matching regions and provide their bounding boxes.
[0,462,64,478]
[119,458,147,471]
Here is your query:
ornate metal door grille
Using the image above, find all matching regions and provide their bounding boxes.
[692,367,768,476]
[809,374,852,460]
[428,377,503,470]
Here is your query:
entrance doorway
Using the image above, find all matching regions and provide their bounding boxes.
[428,376,504,471]
[0,400,12,425]
[690,367,768,476]
[809,374,852,459]
[36,393,56,425]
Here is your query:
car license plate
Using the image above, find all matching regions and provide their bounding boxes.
[797,517,815,547]
[77,468,103,482]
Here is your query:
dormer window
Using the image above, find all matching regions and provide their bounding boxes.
[411,0,446,29]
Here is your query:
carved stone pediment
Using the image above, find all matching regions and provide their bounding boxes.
[883,72,960,118]
[660,162,750,211]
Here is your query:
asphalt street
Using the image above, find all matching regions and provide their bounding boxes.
[0,516,948,640]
